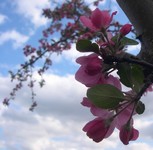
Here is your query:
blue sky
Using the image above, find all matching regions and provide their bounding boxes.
[0,0,153,150]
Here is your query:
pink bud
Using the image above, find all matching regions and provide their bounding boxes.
[119,125,139,145]
[83,117,115,142]
[120,24,132,36]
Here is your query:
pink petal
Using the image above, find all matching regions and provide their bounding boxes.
[131,128,139,141]
[86,120,105,137]
[119,125,138,145]
[75,65,102,87]
[100,11,117,28]
[91,107,112,118]
[91,8,103,29]
[105,118,117,138]
[80,16,97,31]
[100,10,111,28]
[76,53,99,65]
[81,97,93,107]
[83,118,98,132]
[75,53,103,87]
[119,126,130,145]
[106,75,122,90]
[83,118,108,142]
[83,118,116,143]
[116,104,134,130]
[109,11,117,26]
[107,32,113,40]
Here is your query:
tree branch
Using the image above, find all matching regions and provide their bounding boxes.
[116,0,153,63]
[104,53,153,70]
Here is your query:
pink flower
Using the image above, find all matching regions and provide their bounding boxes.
[75,53,103,87]
[119,24,132,36]
[80,8,117,31]
[83,117,116,142]
[75,53,122,88]
[119,124,139,145]
[106,75,121,90]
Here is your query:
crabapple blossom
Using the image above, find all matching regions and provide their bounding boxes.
[75,53,121,87]
[75,53,103,87]
[80,8,117,31]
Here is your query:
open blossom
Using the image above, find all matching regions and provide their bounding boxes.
[75,53,121,88]
[80,8,117,31]
[75,53,102,87]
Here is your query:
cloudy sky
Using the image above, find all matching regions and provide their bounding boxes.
[0,0,153,150]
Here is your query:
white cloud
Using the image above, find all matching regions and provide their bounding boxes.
[124,143,153,150]
[0,73,118,150]
[84,0,106,10]
[0,14,7,25]
[12,0,50,28]
[0,30,29,48]
[53,44,90,64]
[50,44,91,66]
[62,44,90,63]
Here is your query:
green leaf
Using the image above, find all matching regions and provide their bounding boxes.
[87,84,124,109]
[120,37,139,46]
[76,39,91,52]
[117,63,133,88]
[131,64,144,92]
[136,101,145,114]
[117,63,144,92]
[76,39,99,53]
[112,35,139,47]
[90,43,99,53]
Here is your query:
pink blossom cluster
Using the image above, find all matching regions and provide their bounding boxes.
[75,8,139,145]
[75,53,138,145]
[23,45,36,56]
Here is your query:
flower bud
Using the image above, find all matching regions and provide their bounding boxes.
[120,24,132,36]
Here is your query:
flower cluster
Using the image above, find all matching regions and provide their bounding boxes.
[75,8,140,145]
